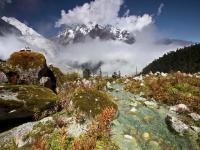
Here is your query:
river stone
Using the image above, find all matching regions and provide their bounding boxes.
[130,107,137,113]
[142,132,150,141]
[124,134,133,140]
[189,113,200,121]
[144,101,158,108]
[165,115,189,134]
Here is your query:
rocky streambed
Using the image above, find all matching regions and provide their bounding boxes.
[110,84,199,150]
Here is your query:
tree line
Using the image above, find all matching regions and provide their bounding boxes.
[142,44,200,74]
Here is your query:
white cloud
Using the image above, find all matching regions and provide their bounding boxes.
[0,0,12,8]
[157,3,164,16]
[56,0,153,32]
[0,35,25,60]
[52,25,186,75]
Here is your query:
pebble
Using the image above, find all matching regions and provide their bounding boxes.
[130,107,137,113]
[142,132,150,141]
[124,134,133,140]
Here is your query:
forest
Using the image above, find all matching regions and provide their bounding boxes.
[142,44,200,74]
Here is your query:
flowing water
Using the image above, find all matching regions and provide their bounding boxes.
[109,84,199,150]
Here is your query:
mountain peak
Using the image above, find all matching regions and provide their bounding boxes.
[54,23,135,45]
[2,16,41,37]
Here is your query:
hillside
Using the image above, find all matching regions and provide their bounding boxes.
[142,44,200,74]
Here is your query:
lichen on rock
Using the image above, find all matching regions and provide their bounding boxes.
[0,84,58,122]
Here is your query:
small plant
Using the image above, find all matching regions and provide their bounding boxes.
[53,116,66,128]
[72,107,117,150]
[33,137,48,150]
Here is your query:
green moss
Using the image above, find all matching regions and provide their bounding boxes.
[95,139,119,150]
[0,84,58,111]
[72,88,117,117]
[45,131,73,150]
[6,51,46,70]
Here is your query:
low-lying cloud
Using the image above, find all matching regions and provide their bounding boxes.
[0,35,24,59]
[53,25,185,75]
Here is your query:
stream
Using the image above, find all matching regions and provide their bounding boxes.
[109,84,198,150]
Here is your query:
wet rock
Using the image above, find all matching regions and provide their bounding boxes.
[144,100,158,108]
[130,107,137,113]
[124,134,133,140]
[129,102,137,107]
[165,115,189,134]
[189,113,200,121]
[169,104,190,113]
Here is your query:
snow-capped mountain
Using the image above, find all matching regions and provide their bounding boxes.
[53,23,135,45]
[0,18,21,36]
[1,16,57,58]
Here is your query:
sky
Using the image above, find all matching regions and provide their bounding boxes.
[0,0,200,42]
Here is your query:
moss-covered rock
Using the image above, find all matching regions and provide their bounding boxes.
[6,50,46,70]
[0,84,58,121]
[72,88,117,117]
[0,50,46,85]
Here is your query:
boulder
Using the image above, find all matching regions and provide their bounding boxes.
[165,115,189,134]
[1,50,57,92]
[169,104,190,113]
[0,84,58,123]
[5,50,46,84]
